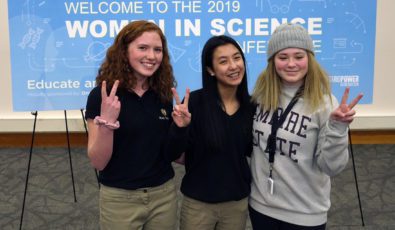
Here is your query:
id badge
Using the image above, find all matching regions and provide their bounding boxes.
[268,178,274,195]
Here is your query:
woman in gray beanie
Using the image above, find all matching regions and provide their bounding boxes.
[249,23,363,229]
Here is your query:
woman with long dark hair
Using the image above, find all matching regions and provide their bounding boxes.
[169,35,255,230]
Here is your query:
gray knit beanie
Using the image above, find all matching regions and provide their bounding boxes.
[267,23,314,60]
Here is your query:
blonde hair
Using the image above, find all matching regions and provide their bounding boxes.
[252,52,332,112]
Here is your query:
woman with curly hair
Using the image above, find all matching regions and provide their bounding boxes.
[85,20,182,230]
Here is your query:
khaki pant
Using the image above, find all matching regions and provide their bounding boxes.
[180,196,248,230]
[99,179,177,230]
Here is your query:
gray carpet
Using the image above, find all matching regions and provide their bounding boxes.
[0,144,394,229]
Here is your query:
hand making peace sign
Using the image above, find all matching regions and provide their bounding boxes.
[330,87,363,123]
[100,80,121,123]
[171,87,191,128]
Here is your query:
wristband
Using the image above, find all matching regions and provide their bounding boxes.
[94,116,120,130]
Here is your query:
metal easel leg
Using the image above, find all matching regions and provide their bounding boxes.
[348,128,365,226]
[64,110,77,202]
[19,111,38,230]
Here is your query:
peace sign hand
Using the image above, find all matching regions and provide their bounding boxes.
[100,80,121,123]
[330,87,363,123]
[171,88,191,128]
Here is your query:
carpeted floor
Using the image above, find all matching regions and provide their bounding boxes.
[0,144,394,229]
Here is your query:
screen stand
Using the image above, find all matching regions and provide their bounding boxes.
[19,111,77,230]
[349,128,365,226]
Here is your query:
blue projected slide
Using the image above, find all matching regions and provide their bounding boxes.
[8,0,376,111]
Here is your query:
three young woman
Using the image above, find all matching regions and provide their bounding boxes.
[86,20,362,230]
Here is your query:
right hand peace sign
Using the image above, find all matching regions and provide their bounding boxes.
[330,87,363,123]
[100,80,121,123]
[171,87,191,128]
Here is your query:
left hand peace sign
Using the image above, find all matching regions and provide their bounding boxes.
[171,87,191,128]
[330,87,363,123]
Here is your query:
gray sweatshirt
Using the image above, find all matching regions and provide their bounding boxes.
[250,84,349,226]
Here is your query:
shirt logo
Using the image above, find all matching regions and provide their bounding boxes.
[161,109,167,117]
[159,108,169,120]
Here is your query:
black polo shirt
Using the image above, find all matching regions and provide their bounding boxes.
[85,86,175,190]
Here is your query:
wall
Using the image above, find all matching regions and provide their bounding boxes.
[0,0,394,132]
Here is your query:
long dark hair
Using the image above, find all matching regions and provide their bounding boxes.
[200,35,250,152]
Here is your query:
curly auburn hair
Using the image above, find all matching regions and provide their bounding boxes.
[96,20,176,103]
